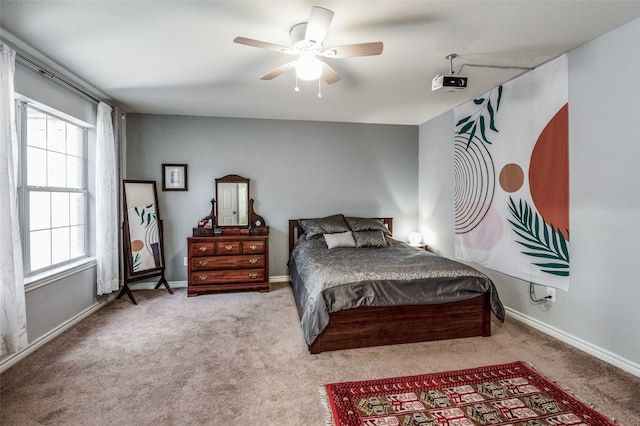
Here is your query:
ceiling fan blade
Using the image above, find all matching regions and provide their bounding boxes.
[305,6,334,44]
[234,36,291,53]
[322,62,341,84]
[260,61,296,80]
[323,42,384,58]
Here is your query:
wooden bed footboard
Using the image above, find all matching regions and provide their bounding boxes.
[290,282,491,354]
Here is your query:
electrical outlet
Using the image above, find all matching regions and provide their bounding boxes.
[183,257,188,267]
[546,287,556,303]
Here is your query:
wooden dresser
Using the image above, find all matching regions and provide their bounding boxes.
[187,234,269,296]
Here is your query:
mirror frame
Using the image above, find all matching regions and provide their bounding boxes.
[215,174,250,228]
[122,180,165,277]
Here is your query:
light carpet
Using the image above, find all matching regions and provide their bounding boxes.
[1,283,639,425]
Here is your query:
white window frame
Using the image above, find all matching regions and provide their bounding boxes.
[16,101,90,278]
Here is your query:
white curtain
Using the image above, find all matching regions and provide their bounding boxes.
[96,102,119,295]
[0,43,28,355]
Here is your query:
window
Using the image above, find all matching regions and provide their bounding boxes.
[18,103,88,275]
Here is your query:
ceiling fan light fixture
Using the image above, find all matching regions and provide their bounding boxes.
[234,6,382,86]
[295,52,323,81]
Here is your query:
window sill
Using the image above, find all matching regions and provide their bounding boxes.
[25,257,97,293]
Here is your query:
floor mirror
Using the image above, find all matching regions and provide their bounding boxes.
[119,180,173,304]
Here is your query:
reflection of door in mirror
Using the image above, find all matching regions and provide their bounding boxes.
[218,182,248,226]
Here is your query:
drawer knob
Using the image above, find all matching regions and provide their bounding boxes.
[249,244,257,250]
[198,246,208,252]
[198,260,208,266]
[248,273,258,279]
[225,244,233,251]
[198,275,208,281]
[248,258,258,264]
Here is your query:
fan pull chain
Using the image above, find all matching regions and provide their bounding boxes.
[293,75,324,97]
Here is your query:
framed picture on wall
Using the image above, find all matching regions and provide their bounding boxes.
[162,164,188,191]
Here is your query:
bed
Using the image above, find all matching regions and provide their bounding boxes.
[287,215,505,354]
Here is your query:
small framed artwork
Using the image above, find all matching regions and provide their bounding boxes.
[162,164,188,191]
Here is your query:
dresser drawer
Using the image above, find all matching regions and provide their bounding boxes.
[242,241,265,254]
[216,241,242,255]
[190,242,215,257]
[191,255,265,270]
[191,269,265,285]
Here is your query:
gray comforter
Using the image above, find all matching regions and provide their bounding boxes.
[288,236,505,345]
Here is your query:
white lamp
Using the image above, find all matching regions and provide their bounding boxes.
[408,232,422,246]
[295,52,323,81]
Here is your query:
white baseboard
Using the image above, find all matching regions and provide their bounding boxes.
[0,295,115,374]
[269,275,290,283]
[505,307,640,378]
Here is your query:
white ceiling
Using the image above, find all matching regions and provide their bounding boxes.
[2,1,640,125]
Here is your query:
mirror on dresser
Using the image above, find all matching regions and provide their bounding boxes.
[215,174,249,227]
[193,174,268,236]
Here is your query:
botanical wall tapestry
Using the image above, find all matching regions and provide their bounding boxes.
[454,55,569,291]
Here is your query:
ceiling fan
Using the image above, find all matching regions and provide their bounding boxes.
[233,6,383,88]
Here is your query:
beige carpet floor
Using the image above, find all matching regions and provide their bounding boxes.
[1,283,639,425]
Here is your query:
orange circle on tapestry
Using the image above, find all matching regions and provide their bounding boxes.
[131,240,144,252]
[499,163,524,193]
[529,104,569,237]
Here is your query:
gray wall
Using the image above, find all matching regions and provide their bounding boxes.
[25,266,98,341]
[418,17,640,371]
[125,115,419,280]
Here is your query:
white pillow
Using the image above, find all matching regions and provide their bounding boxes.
[324,231,356,249]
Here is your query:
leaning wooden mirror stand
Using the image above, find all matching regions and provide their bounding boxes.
[118,180,173,304]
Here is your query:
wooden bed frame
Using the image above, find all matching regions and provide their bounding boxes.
[288,218,491,354]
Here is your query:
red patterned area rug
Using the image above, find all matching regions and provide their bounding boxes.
[322,361,615,426]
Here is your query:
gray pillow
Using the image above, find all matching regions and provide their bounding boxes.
[324,231,356,249]
[353,230,388,248]
[345,217,391,236]
[299,214,350,239]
